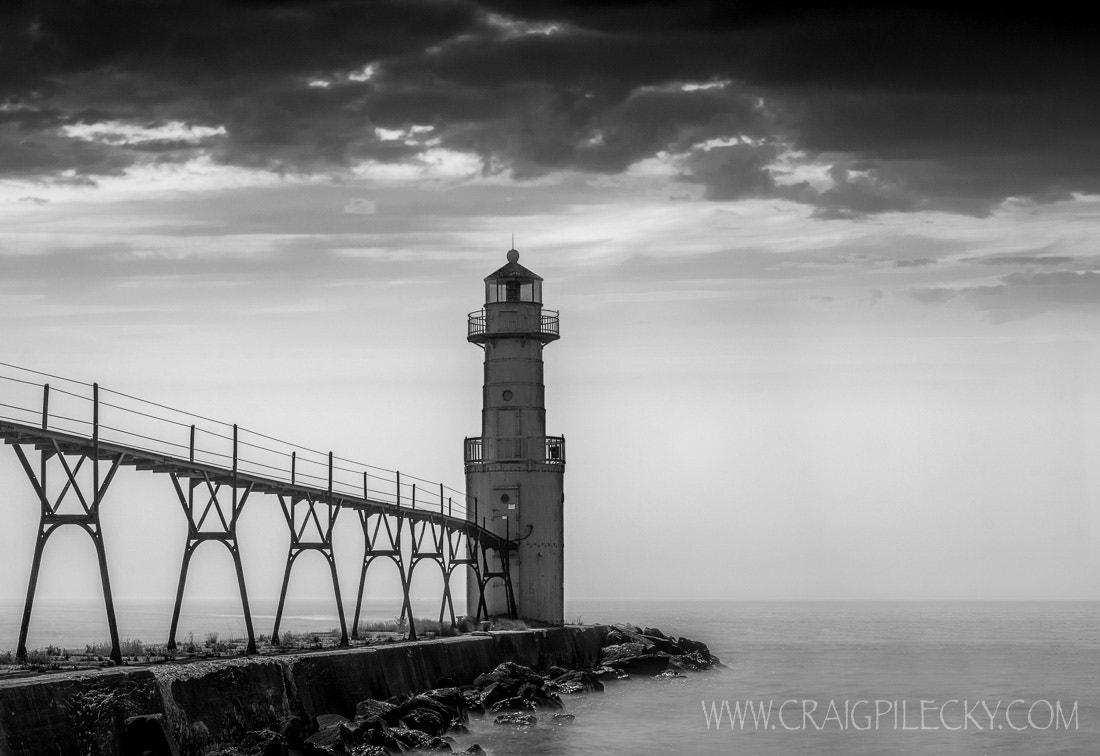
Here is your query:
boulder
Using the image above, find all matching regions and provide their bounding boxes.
[620,655,670,675]
[402,689,467,730]
[600,642,648,665]
[473,662,544,690]
[604,629,632,645]
[551,670,604,693]
[479,681,519,709]
[551,713,576,725]
[401,707,447,737]
[303,714,350,756]
[675,637,712,657]
[472,661,570,711]
[493,712,537,727]
[315,713,350,730]
[670,650,714,671]
[349,747,390,756]
[600,643,670,675]
[391,726,451,750]
[354,698,398,725]
[640,634,683,655]
[605,628,658,650]
[590,665,627,681]
[459,686,485,713]
[554,681,585,695]
[489,696,537,713]
[343,719,402,753]
[424,688,469,718]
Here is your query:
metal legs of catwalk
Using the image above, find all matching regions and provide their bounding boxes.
[0,368,515,663]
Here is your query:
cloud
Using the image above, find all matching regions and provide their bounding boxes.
[676,141,780,201]
[909,271,1100,319]
[976,255,1076,267]
[61,120,227,147]
[344,197,377,215]
[1,2,1098,216]
[909,287,960,304]
[894,258,935,268]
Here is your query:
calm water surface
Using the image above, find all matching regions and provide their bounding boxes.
[2,598,1097,755]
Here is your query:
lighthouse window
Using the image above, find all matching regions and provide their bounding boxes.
[486,279,541,304]
[502,390,513,401]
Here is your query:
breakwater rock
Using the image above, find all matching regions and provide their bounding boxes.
[597,624,723,676]
[0,623,718,755]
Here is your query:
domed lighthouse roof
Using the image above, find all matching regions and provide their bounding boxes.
[485,248,543,283]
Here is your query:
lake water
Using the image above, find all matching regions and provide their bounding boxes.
[2,598,1097,754]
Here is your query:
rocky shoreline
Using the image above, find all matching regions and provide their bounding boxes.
[120,624,722,756]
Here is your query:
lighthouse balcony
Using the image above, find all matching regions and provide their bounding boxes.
[467,309,560,344]
[464,435,566,465]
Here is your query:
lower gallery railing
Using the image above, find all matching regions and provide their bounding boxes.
[464,435,565,465]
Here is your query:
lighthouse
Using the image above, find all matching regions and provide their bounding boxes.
[465,248,565,624]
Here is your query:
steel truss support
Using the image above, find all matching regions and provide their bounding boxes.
[475,539,517,622]
[461,529,487,622]
[272,458,347,646]
[165,469,256,654]
[1,382,516,659]
[350,510,415,641]
[406,517,445,641]
[438,526,478,627]
[9,392,126,664]
[408,517,478,635]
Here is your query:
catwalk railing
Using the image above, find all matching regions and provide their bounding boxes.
[0,361,475,520]
[0,361,516,664]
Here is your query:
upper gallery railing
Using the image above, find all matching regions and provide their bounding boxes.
[467,309,559,342]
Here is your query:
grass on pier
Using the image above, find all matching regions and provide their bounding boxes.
[0,615,532,675]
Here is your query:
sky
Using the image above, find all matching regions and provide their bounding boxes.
[1,1,1100,630]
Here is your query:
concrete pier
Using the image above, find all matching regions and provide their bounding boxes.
[0,625,609,755]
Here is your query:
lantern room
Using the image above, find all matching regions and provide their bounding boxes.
[484,249,543,305]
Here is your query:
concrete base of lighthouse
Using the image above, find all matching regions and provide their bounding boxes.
[466,463,564,624]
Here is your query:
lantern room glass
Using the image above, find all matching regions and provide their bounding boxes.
[485,278,542,304]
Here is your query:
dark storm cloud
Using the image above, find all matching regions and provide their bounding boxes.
[479,3,1100,214]
[2,1,1098,215]
[678,141,781,201]
[0,0,479,175]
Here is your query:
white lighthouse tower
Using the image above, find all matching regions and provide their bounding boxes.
[465,248,565,624]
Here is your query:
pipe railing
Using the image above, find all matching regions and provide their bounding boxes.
[464,435,566,465]
[466,308,559,340]
[0,362,474,521]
